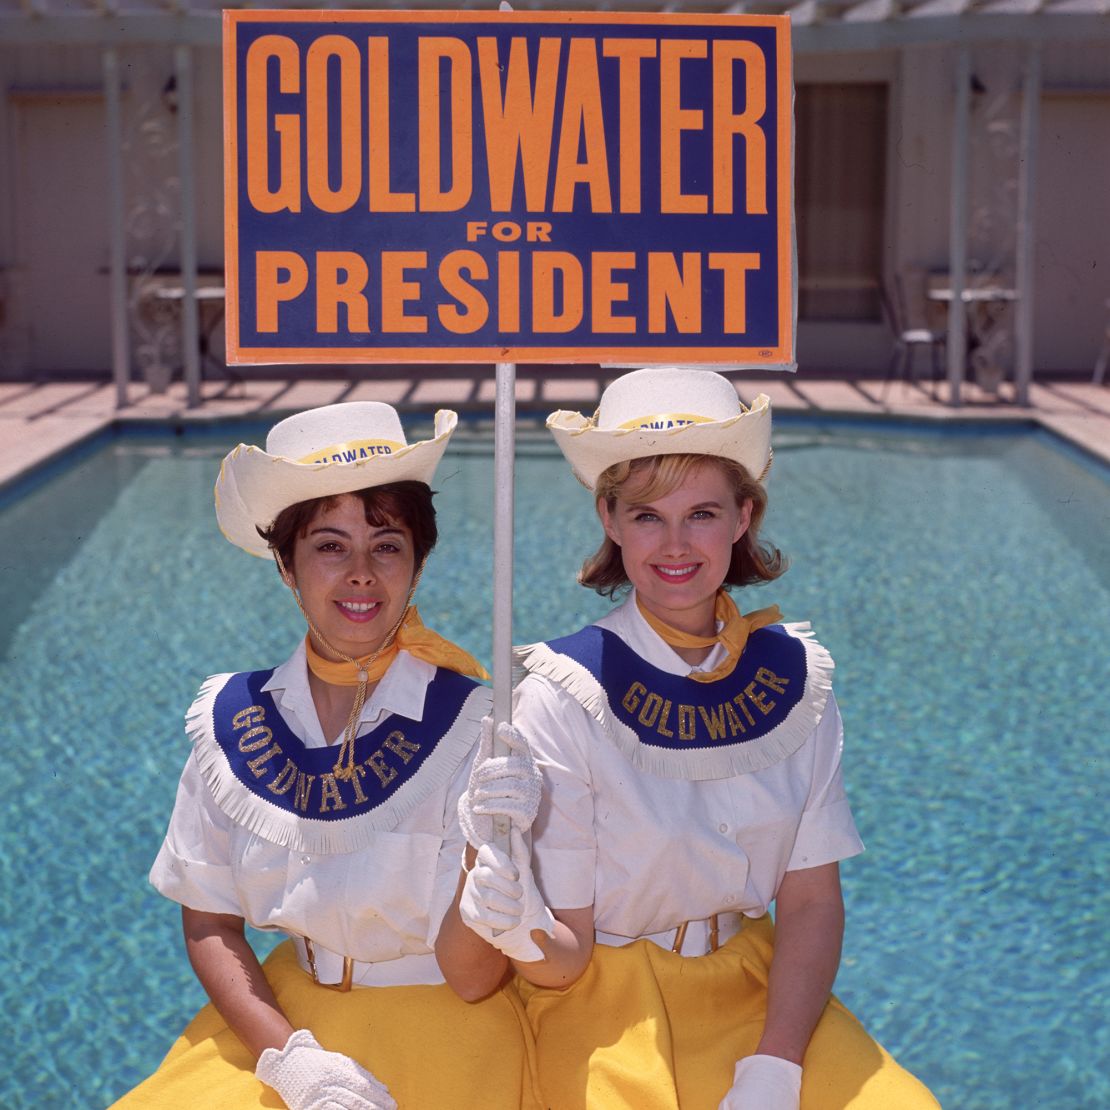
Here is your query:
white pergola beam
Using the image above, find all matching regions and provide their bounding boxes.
[789,0,827,26]
[2,9,1110,49]
[844,0,902,23]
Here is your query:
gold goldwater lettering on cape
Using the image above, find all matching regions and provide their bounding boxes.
[231,706,422,815]
[619,668,789,743]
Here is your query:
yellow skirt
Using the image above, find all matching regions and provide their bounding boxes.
[517,915,940,1110]
[112,940,542,1110]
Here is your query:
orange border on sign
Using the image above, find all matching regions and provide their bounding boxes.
[776,25,794,360]
[223,10,241,361]
[223,10,795,368]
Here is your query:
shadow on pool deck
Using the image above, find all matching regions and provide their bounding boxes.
[1,370,1107,491]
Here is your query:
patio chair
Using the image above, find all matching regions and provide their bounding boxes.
[880,267,947,394]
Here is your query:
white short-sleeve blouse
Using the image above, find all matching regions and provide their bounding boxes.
[513,595,864,939]
[150,642,486,984]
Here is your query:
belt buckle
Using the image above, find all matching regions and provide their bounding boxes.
[303,937,355,992]
[671,915,720,956]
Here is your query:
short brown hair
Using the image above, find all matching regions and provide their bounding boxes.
[258,481,438,575]
[579,454,785,597]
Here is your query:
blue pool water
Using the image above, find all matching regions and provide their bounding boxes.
[1,418,1107,1108]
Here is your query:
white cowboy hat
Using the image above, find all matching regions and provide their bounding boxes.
[547,368,772,491]
[216,402,457,557]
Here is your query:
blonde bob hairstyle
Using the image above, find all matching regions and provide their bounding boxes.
[579,453,786,597]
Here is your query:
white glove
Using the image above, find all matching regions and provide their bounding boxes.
[459,829,556,962]
[718,1055,802,1110]
[255,1029,398,1110]
[457,716,543,849]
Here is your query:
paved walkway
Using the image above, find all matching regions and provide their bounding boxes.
[1,371,1107,490]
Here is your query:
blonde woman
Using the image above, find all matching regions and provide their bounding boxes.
[457,369,938,1109]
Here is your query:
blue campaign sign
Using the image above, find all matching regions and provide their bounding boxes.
[223,10,794,367]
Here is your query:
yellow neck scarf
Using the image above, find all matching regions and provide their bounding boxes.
[303,605,488,781]
[636,590,782,684]
[303,607,489,687]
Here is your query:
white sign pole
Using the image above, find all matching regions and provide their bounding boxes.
[491,360,516,846]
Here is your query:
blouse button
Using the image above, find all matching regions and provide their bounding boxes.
[723,894,736,904]
[718,823,729,834]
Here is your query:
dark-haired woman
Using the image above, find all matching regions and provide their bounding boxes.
[456,370,938,1109]
[115,403,539,1110]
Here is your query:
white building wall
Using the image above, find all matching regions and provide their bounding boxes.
[1,31,1108,380]
[0,41,227,376]
[799,38,1110,376]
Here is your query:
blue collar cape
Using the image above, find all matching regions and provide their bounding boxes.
[187,666,488,854]
[515,622,834,780]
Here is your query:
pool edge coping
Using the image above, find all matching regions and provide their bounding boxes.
[1,398,1107,501]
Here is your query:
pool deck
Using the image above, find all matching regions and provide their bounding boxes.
[1,371,1107,489]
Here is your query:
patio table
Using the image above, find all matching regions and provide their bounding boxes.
[928,284,1018,392]
[130,272,228,389]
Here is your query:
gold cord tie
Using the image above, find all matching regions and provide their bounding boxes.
[275,551,426,781]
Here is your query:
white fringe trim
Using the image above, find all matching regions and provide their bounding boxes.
[514,623,833,781]
[187,674,490,855]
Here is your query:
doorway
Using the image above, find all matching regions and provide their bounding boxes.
[11,91,112,374]
[1034,93,1110,373]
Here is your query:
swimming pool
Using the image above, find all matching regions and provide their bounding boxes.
[1,417,1107,1108]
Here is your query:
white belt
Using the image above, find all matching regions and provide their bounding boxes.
[594,912,744,957]
[292,936,443,990]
